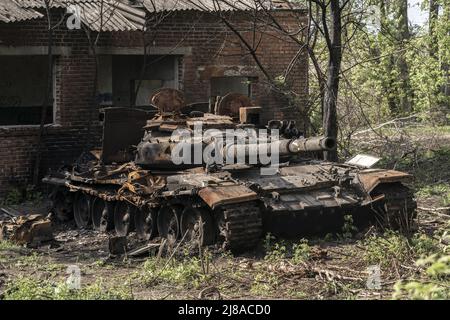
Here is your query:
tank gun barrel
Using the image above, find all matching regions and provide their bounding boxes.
[287,136,336,153]
[223,136,336,160]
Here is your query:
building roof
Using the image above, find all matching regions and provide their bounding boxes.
[0,0,43,23]
[141,0,303,13]
[11,0,147,31]
[3,0,303,30]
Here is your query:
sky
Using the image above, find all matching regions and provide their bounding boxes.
[409,0,428,26]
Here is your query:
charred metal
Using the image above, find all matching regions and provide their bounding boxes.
[43,89,417,253]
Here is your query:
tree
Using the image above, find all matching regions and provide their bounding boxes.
[187,0,357,161]
[33,0,67,185]
[315,0,347,161]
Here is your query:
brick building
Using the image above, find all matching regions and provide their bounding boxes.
[0,0,309,195]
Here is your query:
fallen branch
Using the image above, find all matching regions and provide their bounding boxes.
[418,206,450,213]
[353,114,419,136]
[418,207,450,220]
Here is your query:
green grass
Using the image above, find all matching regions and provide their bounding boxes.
[0,240,20,251]
[417,183,450,206]
[3,277,133,300]
[250,272,280,297]
[393,254,450,300]
[138,255,211,288]
[263,234,312,264]
[362,231,442,269]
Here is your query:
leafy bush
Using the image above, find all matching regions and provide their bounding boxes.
[363,231,441,268]
[292,239,311,264]
[393,254,450,300]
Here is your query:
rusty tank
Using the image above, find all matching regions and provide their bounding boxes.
[43,89,417,252]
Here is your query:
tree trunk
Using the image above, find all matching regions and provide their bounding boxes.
[323,1,341,162]
[378,1,397,113]
[32,1,53,185]
[429,0,440,58]
[396,0,412,113]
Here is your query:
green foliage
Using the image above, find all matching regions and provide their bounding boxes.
[363,231,441,268]
[335,0,450,149]
[0,240,20,251]
[250,272,280,296]
[393,254,450,300]
[339,215,358,240]
[3,277,133,300]
[140,255,210,288]
[264,235,311,264]
[1,185,43,206]
[2,188,23,205]
[264,241,287,262]
[417,183,450,206]
[292,239,311,264]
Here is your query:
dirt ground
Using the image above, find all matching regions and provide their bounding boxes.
[0,125,449,300]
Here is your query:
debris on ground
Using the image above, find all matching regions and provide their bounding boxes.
[0,213,53,246]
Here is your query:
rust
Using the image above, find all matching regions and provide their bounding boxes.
[151,88,185,114]
[216,93,253,118]
[1,214,53,246]
[43,89,417,252]
[358,170,412,193]
[198,185,258,209]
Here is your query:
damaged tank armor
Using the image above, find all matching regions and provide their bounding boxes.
[43,89,417,252]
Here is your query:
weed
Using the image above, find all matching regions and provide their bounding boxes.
[140,255,210,288]
[3,277,133,300]
[263,233,276,252]
[393,254,450,300]
[250,272,279,297]
[292,239,311,264]
[2,188,23,206]
[339,215,358,240]
[0,240,20,251]
[264,241,287,262]
[363,231,442,269]
[1,185,44,206]
[15,252,42,269]
[417,183,450,206]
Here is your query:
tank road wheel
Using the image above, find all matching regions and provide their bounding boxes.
[157,206,182,244]
[91,198,114,232]
[371,183,417,233]
[134,206,157,240]
[181,207,216,247]
[52,188,74,222]
[114,202,136,236]
[73,193,92,229]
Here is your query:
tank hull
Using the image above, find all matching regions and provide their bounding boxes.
[44,161,416,252]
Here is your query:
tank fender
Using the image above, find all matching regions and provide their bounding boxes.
[358,170,412,193]
[198,185,258,209]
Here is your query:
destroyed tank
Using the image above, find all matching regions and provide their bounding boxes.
[43,89,417,252]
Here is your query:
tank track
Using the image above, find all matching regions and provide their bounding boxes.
[218,202,263,252]
[372,183,417,231]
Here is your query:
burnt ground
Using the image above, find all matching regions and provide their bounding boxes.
[0,125,449,300]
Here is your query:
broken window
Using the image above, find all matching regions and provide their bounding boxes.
[0,56,54,126]
[210,76,253,98]
[98,55,179,110]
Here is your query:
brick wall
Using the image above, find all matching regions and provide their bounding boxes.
[0,9,308,195]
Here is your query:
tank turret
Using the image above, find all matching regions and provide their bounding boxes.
[135,135,336,169]
[43,88,417,253]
